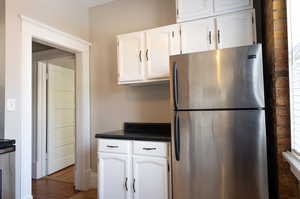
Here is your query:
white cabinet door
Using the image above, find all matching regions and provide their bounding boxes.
[214,0,252,13]
[133,157,168,199]
[216,9,256,49]
[145,25,180,79]
[47,64,75,175]
[118,32,145,83]
[181,18,216,54]
[99,153,130,199]
[177,0,213,22]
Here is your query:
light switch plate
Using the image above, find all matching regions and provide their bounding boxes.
[7,99,16,112]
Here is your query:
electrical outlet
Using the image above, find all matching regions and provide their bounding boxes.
[7,99,16,112]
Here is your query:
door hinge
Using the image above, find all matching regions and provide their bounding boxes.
[46,72,49,80]
[252,16,254,24]
[176,9,179,16]
[168,163,170,172]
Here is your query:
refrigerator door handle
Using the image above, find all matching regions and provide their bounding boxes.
[172,63,179,110]
[174,112,180,161]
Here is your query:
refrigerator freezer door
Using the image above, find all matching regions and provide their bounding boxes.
[170,44,265,110]
[171,110,268,199]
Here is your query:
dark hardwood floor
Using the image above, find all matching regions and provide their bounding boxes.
[32,165,97,199]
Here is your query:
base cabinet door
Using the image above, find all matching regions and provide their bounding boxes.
[132,157,168,199]
[216,9,256,49]
[98,153,130,199]
[181,18,216,54]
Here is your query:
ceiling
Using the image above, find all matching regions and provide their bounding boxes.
[80,0,116,7]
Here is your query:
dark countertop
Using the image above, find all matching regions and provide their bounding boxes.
[95,123,171,142]
[0,139,16,154]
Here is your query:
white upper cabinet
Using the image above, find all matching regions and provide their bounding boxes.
[176,0,253,22]
[117,24,180,84]
[118,32,145,83]
[132,157,168,199]
[216,9,256,49]
[145,25,180,79]
[98,153,130,199]
[214,0,252,13]
[181,18,216,54]
[176,0,213,23]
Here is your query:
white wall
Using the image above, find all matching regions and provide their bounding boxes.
[4,1,89,198]
[89,0,176,171]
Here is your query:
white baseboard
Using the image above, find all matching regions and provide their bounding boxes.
[90,171,98,189]
[22,195,33,199]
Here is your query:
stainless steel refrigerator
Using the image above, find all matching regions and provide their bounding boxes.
[170,44,269,199]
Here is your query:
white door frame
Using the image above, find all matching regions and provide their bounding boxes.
[21,16,91,198]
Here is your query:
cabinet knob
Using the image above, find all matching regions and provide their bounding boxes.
[133,178,136,193]
[139,50,142,63]
[106,145,119,148]
[142,147,156,151]
[125,177,128,191]
[146,49,149,61]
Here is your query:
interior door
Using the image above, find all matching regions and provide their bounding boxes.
[177,0,213,22]
[172,110,268,199]
[170,44,265,110]
[181,18,216,54]
[216,9,256,49]
[133,156,168,199]
[214,0,252,13]
[99,153,130,199]
[146,25,180,79]
[118,32,145,82]
[47,64,75,175]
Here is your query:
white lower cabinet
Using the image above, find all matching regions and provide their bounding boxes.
[98,153,130,199]
[133,157,168,199]
[98,139,170,199]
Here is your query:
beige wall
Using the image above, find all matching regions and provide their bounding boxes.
[90,0,176,170]
[0,0,5,139]
[4,1,89,197]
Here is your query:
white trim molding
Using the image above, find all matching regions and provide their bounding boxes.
[20,15,92,198]
[89,171,98,189]
[283,152,300,181]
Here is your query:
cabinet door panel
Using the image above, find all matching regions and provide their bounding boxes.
[118,32,145,82]
[133,157,168,199]
[214,0,252,13]
[217,10,256,49]
[177,0,213,22]
[99,153,130,199]
[146,25,180,79]
[181,18,216,54]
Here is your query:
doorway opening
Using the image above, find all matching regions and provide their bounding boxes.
[31,41,79,198]
[20,17,92,198]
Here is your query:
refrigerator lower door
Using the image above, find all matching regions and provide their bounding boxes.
[172,110,268,199]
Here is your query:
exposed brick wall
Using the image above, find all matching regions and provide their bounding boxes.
[263,0,300,198]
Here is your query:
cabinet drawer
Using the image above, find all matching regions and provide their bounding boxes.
[98,139,130,154]
[133,141,168,157]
